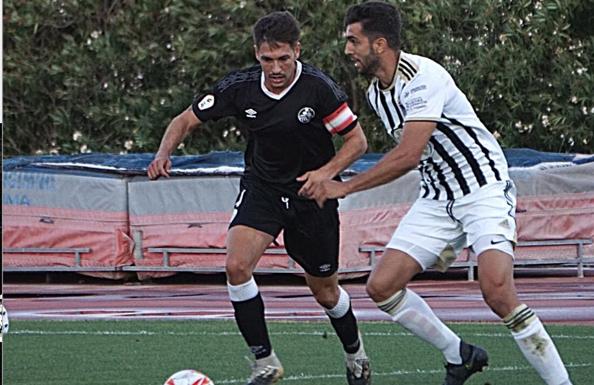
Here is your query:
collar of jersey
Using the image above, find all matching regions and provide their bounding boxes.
[260,60,303,100]
[376,51,407,92]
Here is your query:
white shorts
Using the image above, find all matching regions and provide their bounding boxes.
[387,180,517,271]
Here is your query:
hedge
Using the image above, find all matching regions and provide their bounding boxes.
[3,0,593,156]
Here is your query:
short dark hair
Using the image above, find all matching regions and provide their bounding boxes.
[344,1,401,50]
[253,11,300,48]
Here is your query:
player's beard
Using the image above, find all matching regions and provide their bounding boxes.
[358,53,381,78]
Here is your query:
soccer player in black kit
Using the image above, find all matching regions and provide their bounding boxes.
[148,11,371,385]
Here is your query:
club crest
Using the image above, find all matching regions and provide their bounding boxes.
[297,107,315,124]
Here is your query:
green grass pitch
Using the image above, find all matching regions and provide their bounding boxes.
[3,320,593,384]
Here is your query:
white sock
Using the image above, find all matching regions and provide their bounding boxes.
[325,286,351,318]
[227,277,259,302]
[505,305,572,385]
[376,288,462,364]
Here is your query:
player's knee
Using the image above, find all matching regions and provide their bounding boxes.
[312,285,339,308]
[366,277,394,303]
[225,259,253,283]
[480,267,512,294]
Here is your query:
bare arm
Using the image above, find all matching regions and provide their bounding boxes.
[311,121,436,206]
[297,122,367,197]
[147,107,202,179]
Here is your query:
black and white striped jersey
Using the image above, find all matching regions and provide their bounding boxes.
[366,51,509,200]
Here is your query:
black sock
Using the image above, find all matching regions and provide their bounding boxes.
[328,304,360,354]
[231,292,272,359]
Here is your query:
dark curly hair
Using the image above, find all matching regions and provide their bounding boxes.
[344,1,402,50]
[253,11,300,48]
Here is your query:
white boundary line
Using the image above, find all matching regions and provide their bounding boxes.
[8,329,594,339]
[212,363,592,384]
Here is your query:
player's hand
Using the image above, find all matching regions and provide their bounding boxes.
[310,180,348,208]
[147,156,172,180]
[296,169,333,199]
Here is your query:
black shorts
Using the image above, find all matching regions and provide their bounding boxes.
[229,176,339,277]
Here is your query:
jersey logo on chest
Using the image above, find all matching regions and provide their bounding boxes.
[297,107,315,124]
[245,108,257,119]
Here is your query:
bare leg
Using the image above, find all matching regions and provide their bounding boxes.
[366,248,463,364]
[226,225,273,285]
[226,226,275,359]
[478,249,571,385]
[477,249,519,317]
[306,273,360,352]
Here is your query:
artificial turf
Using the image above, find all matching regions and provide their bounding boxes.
[3,320,592,384]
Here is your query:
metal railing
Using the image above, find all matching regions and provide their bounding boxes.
[358,238,593,281]
[121,247,374,274]
[3,238,592,277]
[2,247,118,272]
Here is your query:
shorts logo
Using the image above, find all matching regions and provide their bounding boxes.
[198,94,215,110]
[245,108,257,119]
[318,264,331,273]
[297,107,315,124]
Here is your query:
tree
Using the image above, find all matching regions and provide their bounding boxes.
[3,0,592,156]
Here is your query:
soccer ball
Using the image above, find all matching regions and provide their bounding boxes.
[0,304,8,334]
[163,369,214,385]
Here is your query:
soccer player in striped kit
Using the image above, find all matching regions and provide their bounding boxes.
[302,2,573,384]
[148,11,371,385]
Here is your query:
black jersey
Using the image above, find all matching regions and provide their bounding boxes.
[192,61,358,190]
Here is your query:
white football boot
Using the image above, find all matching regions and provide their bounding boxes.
[246,350,284,385]
[345,335,371,385]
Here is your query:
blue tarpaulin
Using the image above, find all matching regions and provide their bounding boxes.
[3,149,593,176]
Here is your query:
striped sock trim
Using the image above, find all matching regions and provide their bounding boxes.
[503,304,537,332]
[376,289,407,316]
